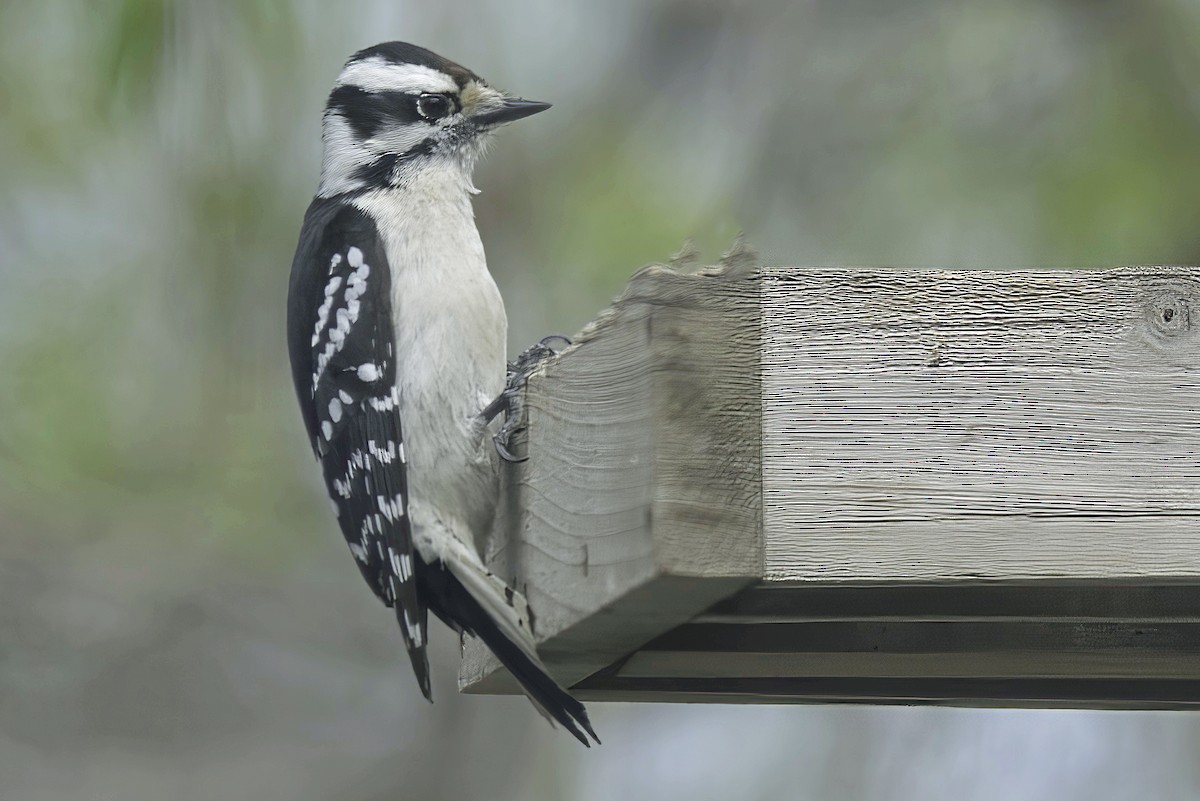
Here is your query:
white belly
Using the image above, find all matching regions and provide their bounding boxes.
[354,178,507,559]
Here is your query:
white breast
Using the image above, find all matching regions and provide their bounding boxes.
[353,170,507,558]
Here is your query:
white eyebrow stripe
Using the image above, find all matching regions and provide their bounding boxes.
[335,57,459,95]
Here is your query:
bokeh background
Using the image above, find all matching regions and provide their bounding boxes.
[4,1,1200,799]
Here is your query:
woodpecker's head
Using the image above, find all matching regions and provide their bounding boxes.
[317,42,549,198]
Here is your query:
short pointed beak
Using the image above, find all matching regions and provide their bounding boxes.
[474,98,552,127]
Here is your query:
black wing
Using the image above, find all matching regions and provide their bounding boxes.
[286,199,431,699]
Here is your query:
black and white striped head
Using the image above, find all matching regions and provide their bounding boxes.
[318,42,550,197]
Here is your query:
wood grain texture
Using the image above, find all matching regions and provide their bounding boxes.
[460,247,763,694]
[461,264,1200,707]
[763,268,1200,581]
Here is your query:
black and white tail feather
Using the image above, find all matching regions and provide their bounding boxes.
[418,542,597,745]
[286,42,597,746]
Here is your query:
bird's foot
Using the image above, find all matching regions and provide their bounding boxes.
[480,335,571,462]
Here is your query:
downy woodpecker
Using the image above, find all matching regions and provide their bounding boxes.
[286,42,597,745]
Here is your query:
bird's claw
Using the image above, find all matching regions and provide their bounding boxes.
[513,335,572,375]
[486,335,572,462]
[492,427,525,463]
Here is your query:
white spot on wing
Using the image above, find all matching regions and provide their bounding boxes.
[313,249,372,385]
[403,607,424,646]
[387,549,413,582]
[371,385,398,412]
[367,439,397,465]
[388,547,413,582]
[311,275,342,347]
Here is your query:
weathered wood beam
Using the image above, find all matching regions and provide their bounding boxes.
[461,249,1200,709]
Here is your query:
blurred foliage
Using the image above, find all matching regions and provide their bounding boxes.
[540,130,739,292]
[95,0,170,119]
[3,1,1200,799]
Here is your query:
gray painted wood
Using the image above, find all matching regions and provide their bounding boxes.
[763,268,1200,581]
[460,262,1200,707]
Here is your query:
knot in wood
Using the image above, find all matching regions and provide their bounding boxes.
[1143,282,1196,343]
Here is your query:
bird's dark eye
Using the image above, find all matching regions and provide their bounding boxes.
[417,93,452,121]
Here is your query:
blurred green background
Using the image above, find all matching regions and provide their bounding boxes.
[4,1,1200,799]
